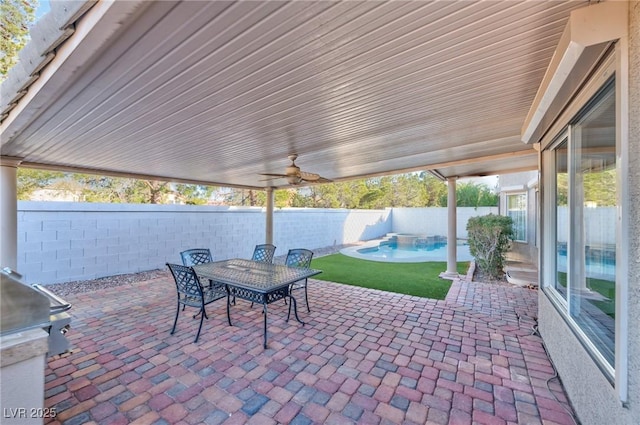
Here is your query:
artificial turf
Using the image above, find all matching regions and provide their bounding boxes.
[310,254,469,300]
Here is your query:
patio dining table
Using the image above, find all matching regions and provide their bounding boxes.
[193,258,321,348]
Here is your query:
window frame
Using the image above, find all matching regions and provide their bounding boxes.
[504,192,527,243]
[540,49,628,403]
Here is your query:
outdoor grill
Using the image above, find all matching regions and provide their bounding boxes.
[0,268,72,357]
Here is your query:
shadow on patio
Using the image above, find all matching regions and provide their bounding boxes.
[44,273,576,425]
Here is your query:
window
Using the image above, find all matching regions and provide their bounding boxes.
[544,78,617,372]
[506,193,527,242]
[555,139,569,301]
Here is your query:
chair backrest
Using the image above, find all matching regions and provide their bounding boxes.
[167,263,204,298]
[285,249,313,269]
[180,248,213,266]
[252,244,276,263]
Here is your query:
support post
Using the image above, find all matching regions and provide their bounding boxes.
[0,157,21,270]
[441,177,459,280]
[265,187,274,245]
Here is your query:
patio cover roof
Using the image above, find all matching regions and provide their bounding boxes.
[0,0,587,189]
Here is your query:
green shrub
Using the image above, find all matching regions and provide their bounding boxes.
[466,214,513,278]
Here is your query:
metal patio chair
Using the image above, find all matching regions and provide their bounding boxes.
[248,244,277,309]
[180,248,213,266]
[285,248,314,312]
[251,244,276,263]
[166,263,227,343]
[180,248,230,303]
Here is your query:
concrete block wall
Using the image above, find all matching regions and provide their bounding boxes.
[17,203,492,285]
[17,202,392,284]
[273,208,391,254]
[390,207,498,239]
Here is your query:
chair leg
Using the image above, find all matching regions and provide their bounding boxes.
[304,280,310,313]
[171,300,180,335]
[194,306,205,343]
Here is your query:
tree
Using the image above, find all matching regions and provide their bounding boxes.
[274,189,295,208]
[583,168,616,206]
[222,188,266,206]
[131,180,170,204]
[16,169,216,204]
[1,0,38,80]
[420,172,448,207]
[17,167,501,208]
[439,182,498,207]
[335,180,369,209]
[556,173,568,206]
[291,185,340,208]
[17,168,65,199]
[174,184,215,205]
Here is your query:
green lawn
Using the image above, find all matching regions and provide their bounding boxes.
[310,254,469,300]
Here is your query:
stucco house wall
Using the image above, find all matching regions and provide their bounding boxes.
[629,4,640,421]
[499,171,538,265]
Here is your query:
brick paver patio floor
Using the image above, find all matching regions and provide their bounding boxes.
[43,273,577,425]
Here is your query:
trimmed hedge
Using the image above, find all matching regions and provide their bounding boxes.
[466,214,513,278]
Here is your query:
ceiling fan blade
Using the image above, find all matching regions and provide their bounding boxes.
[300,172,332,183]
[259,155,329,185]
[300,171,320,181]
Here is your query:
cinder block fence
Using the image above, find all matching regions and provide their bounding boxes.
[16,202,496,284]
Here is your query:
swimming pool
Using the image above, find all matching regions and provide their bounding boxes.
[340,235,473,263]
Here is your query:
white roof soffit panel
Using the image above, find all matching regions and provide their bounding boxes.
[521,1,628,144]
[0,1,96,117]
[1,1,586,189]
[0,1,150,137]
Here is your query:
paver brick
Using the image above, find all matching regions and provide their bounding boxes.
[473,409,507,425]
[274,401,302,423]
[43,277,575,425]
[119,393,151,412]
[90,401,117,421]
[373,384,394,403]
[240,393,270,416]
[405,401,428,424]
[449,408,472,425]
[374,403,404,423]
[302,401,331,422]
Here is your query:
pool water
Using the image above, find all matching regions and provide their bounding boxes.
[340,239,473,263]
[556,253,616,280]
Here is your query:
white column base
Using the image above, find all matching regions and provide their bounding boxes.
[439,271,462,280]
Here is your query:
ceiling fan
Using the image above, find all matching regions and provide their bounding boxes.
[260,154,332,185]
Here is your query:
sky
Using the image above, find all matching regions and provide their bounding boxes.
[460,175,499,189]
[35,0,51,21]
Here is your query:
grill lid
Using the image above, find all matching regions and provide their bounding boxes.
[0,268,50,336]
